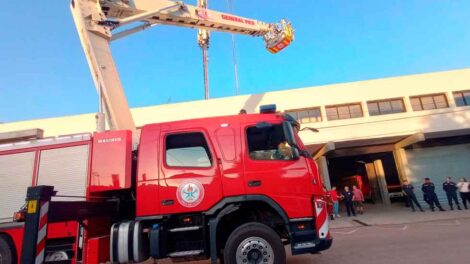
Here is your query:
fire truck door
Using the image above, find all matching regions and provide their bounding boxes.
[159,130,223,214]
[242,123,312,215]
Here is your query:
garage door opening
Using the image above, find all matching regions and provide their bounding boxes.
[327,152,402,205]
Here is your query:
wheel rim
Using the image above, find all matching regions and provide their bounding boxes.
[236,236,274,264]
[45,251,69,261]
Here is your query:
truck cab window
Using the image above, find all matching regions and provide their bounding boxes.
[247,124,294,160]
[166,132,212,168]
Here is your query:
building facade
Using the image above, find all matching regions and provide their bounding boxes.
[2,68,470,205]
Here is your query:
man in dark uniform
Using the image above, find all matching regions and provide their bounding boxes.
[341,186,356,217]
[443,177,462,210]
[402,180,424,212]
[422,178,445,212]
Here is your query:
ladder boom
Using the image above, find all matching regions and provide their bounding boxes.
[71,0,139,146]
[102,0,294,52]
[70,0,295,147]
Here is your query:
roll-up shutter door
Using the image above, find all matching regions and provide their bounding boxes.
[0,152,35,223]
[37,145,89,199]
[405,144,470,204]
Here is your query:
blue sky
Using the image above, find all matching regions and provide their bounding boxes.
[1,0,470,122]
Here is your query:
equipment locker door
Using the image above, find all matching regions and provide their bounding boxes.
[159,129,223,214]
[0,152,35,223]
[36,145,90,199]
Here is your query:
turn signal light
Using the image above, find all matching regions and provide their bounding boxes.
[13,211,25,222]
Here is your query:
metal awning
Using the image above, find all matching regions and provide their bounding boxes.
[0,129,44,143]
[425,128,470,139]
[307,133,426,158]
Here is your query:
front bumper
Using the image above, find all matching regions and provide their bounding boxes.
[291,236,333,255]
[290,198,333,255]
[316,237,333,251]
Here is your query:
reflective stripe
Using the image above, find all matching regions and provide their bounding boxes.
[35,249,45,264]
[35,201,49,264]
[37,225,48,245]
[314,199,329,239]
[39,202,49,218]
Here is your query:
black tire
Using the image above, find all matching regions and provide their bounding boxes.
[223,222,286,264]
[0,234,16,264]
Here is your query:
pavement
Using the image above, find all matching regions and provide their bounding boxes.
[329,202,470,228]
[288,217,470,264]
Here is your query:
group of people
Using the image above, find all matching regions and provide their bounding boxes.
[325,177,470,219]
[327,185,365,218]
[402,177,470,212]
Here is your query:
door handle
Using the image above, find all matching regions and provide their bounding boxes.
[248,180,262,187]
[161,199,174,206]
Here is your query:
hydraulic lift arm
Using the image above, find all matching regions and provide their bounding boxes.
[71,0,294,147]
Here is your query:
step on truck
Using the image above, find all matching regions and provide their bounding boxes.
[0,108,332,264]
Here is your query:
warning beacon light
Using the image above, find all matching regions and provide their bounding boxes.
[260,104,277,114]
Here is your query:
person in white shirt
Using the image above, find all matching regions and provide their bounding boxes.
[457,177,470,210]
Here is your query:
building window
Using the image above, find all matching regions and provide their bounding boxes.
[410,93,449,111]
[246,124,295,160]
[367,98,406,116]
[325,103,363,121]
[453,90,470,107]
[165,132,212,168]
[285,107,322,123]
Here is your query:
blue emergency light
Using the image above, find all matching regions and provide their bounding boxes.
[260,104,277,113]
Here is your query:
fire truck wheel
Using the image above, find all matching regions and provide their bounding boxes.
[223,222,286,264]
[0,234,16,264]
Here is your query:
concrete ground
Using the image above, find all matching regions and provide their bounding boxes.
[330,202,470,228]
[288,217,470,264]
[147,204,470,264]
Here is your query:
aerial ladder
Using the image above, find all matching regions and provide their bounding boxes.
[197,0,210,99]
[70,0,295,148]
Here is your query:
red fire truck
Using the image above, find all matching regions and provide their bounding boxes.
[0,110,331,263]
[1,1,331,263]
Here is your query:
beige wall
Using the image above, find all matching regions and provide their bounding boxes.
[2,68,470,145]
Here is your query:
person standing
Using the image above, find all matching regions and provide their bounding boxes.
[323,187,334,220]
[331,186,340,218]
[352,185,365,214]
[443,177,462,210]
[457,177,470,209]
[422,178,445,212]
[402,180,424,212]
[342,186,356,217]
